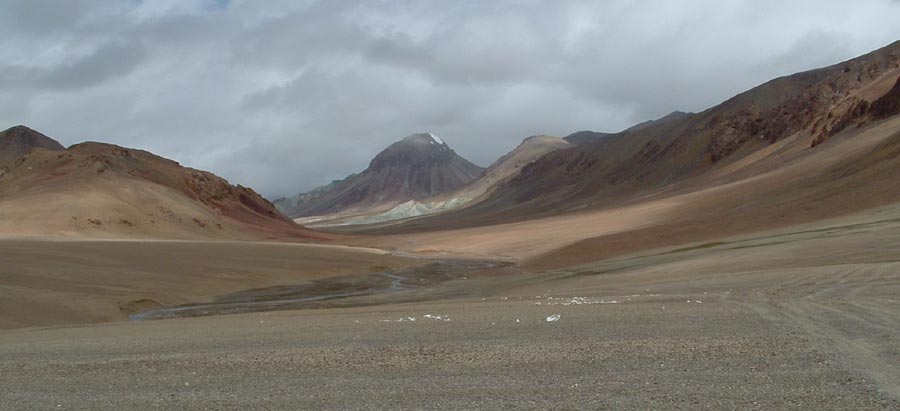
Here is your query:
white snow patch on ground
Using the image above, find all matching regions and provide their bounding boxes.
[381,316,418,322]
[546,314,561,322]
[534,296,621,306]
[380,315,450,323]
[531,293,667,306]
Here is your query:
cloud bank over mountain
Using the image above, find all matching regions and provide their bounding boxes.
[2,0,899,197]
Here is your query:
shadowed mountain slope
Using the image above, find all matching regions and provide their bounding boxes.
[275,133,483,218]
[563,131,612,146]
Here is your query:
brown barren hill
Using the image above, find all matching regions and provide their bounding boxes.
[462,135,571,202]
[0,127,325,240]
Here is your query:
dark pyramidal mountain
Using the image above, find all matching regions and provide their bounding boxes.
[276,133,484,218]
[0,125,65,166]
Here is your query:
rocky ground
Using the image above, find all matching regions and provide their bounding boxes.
[2,207,900,409]
[1,293,895,410]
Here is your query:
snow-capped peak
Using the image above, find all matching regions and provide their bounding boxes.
[427,132,445,145]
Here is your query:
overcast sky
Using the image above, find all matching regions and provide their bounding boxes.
[2,0,900,198]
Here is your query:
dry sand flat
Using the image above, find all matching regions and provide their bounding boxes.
[2,207,900,409]
[364,198,680,260]
[0,239,419,329]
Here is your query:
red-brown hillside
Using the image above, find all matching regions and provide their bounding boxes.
[0,129,326,240]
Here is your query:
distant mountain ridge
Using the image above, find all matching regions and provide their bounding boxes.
[275,133,484,218]
[316,134,571,227]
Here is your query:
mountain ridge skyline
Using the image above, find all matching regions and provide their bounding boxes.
[4,0,899,198]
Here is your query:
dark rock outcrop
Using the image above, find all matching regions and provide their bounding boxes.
[871,75,900,120]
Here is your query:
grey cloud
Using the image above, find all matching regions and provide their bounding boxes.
[0,0,109,34]
[44,41,148,89]
[362,12,558,85]
[0,41,146,90]
[1,0,899,198]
